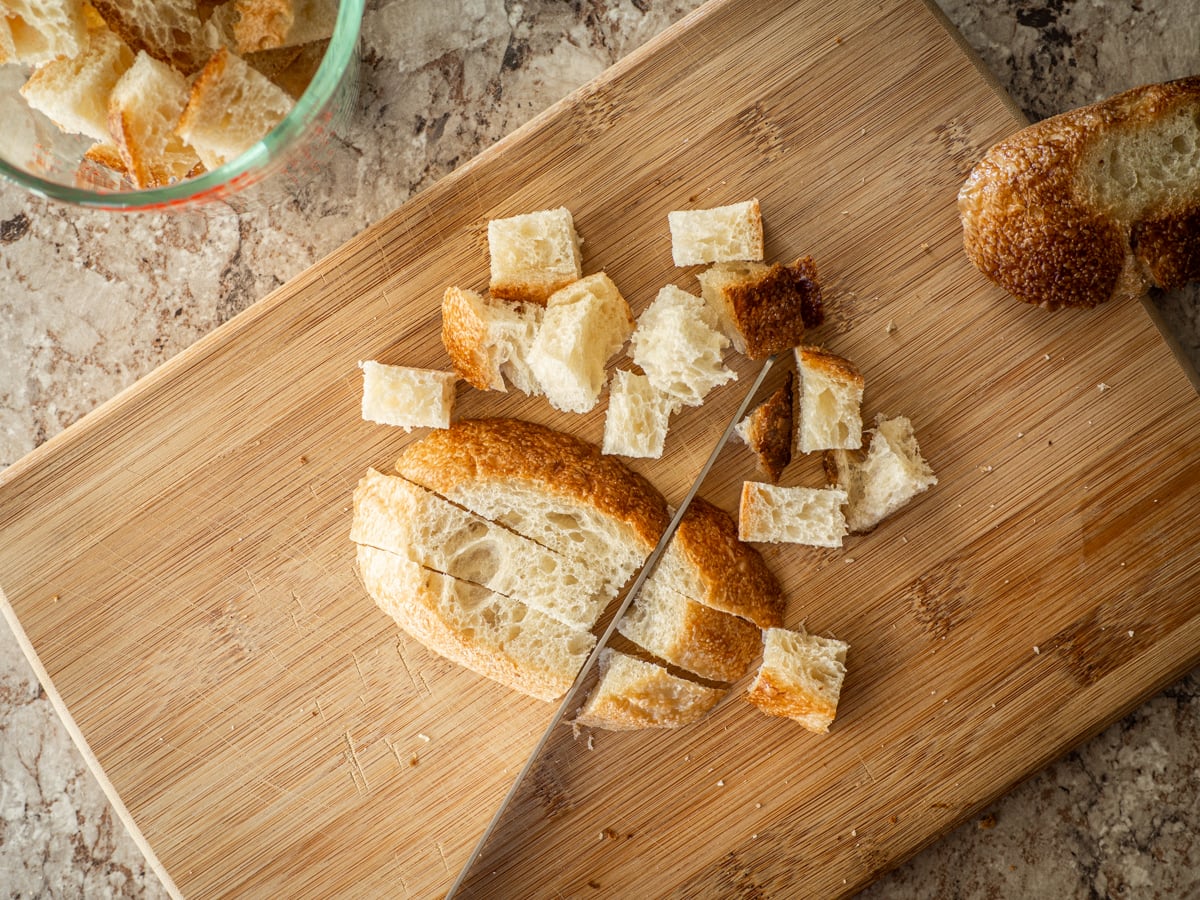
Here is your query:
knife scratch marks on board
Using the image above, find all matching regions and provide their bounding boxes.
[395,641,429,697]
[857,752,878,785]
[352,651,368,690]
[344,731,369,795]
[435,841,451,874]
[736,100,784,162]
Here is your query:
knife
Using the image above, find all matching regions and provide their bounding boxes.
[445,353,778,898]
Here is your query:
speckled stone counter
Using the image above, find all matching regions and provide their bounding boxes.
[1,2,1196,897]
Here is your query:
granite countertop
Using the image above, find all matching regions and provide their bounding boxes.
[1,1,1197,897]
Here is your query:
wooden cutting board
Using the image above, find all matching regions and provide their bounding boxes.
[3,1,1198,897]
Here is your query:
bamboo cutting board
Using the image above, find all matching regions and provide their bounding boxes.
[2,1,1199,897]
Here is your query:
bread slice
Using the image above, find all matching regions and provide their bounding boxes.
[734,369,793,482]
[746,627,848,733]
[795,345,864,453]
[824,414,936,533]
[574,648,724,731]
[958,76,1200,309]
[487,207,583,304]
[394,419,671,597]
[90,0,209,73]
[653,497,784,629]
[602,369,679,459]
[19,14,133,142]
[176,47,296,170]
[696,256,823,359]
[630,284,736,407]
[0,0,88,66]
[668,199,763,266]
[617,573,761,683]
[351,469,611,630]
[527,273,634,414]
[441,286,542,395]
[107,51,202,188]
[357,544,594,702]
[359,360,456,431]
[738,482,848,548]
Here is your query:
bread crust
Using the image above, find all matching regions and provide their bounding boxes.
[574,649,724,730]
[707,256,822,358]
[796,345,863,388]
[440,287,496,390]
[91,0,209,74]
[744,667,837,726]
[959,75,1200,309]
[737,369,794,482]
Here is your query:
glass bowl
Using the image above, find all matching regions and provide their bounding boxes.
[0,0,363,211]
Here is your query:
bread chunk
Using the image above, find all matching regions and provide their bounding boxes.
[825,414,936,533]
[735,369,793,482]
[0,0,88,66]
[746,627,848,733]
[209,0,337,54]
[107,52,201,188]
[487,207,583,304]
[177,47,296,170]
[602,370,679,459]
[527,273,634,413]
[653,497,784,629]
[668,199,763,266]
[738,482,848,547]
[574,648,724,730]
[631,284,736,407]
[359,361,456,432]
[351,469,611,630]
[795,345,864,453]
[618,573,761,683]
[958,76,1200,309]
[697,256,823,358]
[91,0,209,73]
[357,544,594,702]
[441,286,542,394]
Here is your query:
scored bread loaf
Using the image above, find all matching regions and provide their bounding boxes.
[746,627,849,733]
[0,0,88,66]
[359,360,456,431]
[357,544,594,702]
[617,573,761,683]
[738,482,849,547]
[574,648,725,731]
[441,286,542,395]
[696,256,823,359]
[602,369,680,459]
[653,496,785,629]
[394,418,671,596]
[351,469,611,630]
[631,284,736,407]
[958,76,1200,309]
[487,207,583,304]
[735,369,794,482]
[107,51,202,188]
[824,414,936,533]
[668,199,763,266]
[91,0,209,73]
[795,345,864,453]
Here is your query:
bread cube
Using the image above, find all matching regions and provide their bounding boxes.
[574,648,724,731]
[630,284,736,407]
[602,370,678,459]
[487,207,583,304]
[107,51,201,188]
[735,369,794,482]
[90,0,208,73]
[795,345,864,453]
[697,255,823,358]
[441,286,542,394]
[668,198,763,266]
[0,0,88,66]
[738,482,848,547]
[359,360,456,431]
[746,627,848,733]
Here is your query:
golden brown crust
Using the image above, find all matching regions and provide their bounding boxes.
[712,256,822,358]
[666,596,761,683]
[489,276,574,306]
[234,0,294,53]
[574,650,724,730]
[744,669,836,724]
[440,287,494,390]
[796,345,863,388]
[176,47,230,139]
[740,370,794,482]
[1132,206,1200,290]
[83,142,128,175]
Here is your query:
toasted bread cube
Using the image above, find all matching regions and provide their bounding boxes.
[602,370,679,459]
[668,198,763,266]
[232,0,336,53]
[738,482,848,547]
[574,648,724,731]
[735,369,794,482]
[0,0,88,66]
[107,51,201,188]
[698,256,823,358]
[487,207,583,304]
[631,284,736,407]
[746,627,848,733]
[795,345,864,453]
[441,286,542,395]
[359,361,456,431]
[90,0,208,73]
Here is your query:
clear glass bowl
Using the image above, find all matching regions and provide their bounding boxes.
[0,0,363,211]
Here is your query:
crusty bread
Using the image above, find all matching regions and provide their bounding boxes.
[617,573,760,683]
[735,369,794,482]
[653,497,784,629]
[351,469,611,630]
[487,207,583,304]
[20,14,133,142]
[574,648,724,731]
[357,544,594,702]
[91,0,209,73]
[795,345,864,453]
[0,0,88,66]
[394,419,670,596]
[212,0,336,54]
[738,482,848,548]
[668,199,763,266]
[82,141,128,176]
[245,38,326,99]
[441,286,542,395]
[696,256,823,359]
[527,273,634,414]
[958,76,1200,309]
[824,414,936,533]
[602,369,679,459]
[359,360,456,431]
[630,284,736,407]
[107,51,201,188]
[746,627,848,733]
[176,47,295,170]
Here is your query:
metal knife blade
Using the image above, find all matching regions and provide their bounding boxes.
[445,353,778,898]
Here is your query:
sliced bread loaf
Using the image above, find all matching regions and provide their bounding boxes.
[0,0,88,66]
[795,345,864,453]
[746,627,849,733]
[630,284,736,407]
[441,286,542,395]
[738,482,848,547]
[697,256,823,358]
[734,369,794,482]
[602,369,679,460]
[359,360,456,431]
[107,51,201,188]
[668,199,763,266]
[574,648,724,730]
[487,207,583,304]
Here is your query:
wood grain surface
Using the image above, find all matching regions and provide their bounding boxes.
[2,1,1199,897]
